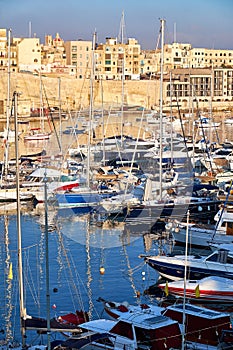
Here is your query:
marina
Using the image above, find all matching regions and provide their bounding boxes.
[0,105,233,350]
[0,0,233,345]
[1,29,233,348]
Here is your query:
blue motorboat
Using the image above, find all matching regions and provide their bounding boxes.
[142,248,233,281]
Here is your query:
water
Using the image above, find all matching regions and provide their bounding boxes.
[0,206,163,345]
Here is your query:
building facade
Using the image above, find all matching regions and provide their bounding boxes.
[16,37,41,72]
[64,39,92,78]
[0,27,233,112]
[163,67,233,110]
[95,37,141,80]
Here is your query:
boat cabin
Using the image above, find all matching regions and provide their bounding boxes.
[215,207,233,235]
[109,314,182,350]
[163,303,232,346]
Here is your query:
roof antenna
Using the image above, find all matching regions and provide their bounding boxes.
[174,22,176,43]
[118,10,127,44]
[28,21,32,38]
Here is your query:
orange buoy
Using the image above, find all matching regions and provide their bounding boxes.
[99,266,105,275]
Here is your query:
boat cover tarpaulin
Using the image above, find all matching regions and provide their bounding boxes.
[59,311,89,325]
[61,332,112,348]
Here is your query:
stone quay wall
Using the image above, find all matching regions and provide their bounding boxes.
[0,72,232,118]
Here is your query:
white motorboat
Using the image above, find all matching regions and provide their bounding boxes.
[157,276,233,303]
[97,297,232,349]
[168,206,233,248]
[61,312,182,350]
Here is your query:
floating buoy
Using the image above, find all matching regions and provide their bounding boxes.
[52,304,56,309]
[99,266,105,275]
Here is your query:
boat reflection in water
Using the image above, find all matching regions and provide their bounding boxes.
[57,213,141,249]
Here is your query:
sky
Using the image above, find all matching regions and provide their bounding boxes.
[1,0,233,50]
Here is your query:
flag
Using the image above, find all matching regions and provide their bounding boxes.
[8,263,13,280]
[164,280,169,297]
[195,284,200,298]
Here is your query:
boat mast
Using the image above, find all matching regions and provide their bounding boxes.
[58,77,62,157]
[14,91,27,347]
[100,78,105,166]
[159,19,165,201]
[87,31,96,188]
[3,28,11,180]
[169,71,174,165]
[44,171,51,350]
[181,210,190,350]
[119,10,126,147]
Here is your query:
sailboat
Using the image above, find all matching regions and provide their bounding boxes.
[1,92,87,350]
[53,32,117,214]
[0,90,36,203]
[24,70,52,142]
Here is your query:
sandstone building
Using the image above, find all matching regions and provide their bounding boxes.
[0,28,233,114]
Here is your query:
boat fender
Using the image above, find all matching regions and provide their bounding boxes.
[165,222,173,230]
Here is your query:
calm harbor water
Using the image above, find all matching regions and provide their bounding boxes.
[0,206,165,344]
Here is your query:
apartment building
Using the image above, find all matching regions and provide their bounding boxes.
[0,29,18,72]
[140,49,159,77]
[64,40,92,78]
[163,67,233,110]
[190,48,233,68]
[146,42,233,73]
[95,37,141,80]
[0,29,7,70]
[15,37,41,72]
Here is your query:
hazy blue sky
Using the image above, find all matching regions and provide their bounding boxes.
[1,0,233,50]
